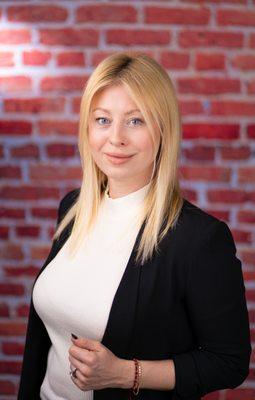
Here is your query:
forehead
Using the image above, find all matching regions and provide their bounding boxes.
[90,85,142,113]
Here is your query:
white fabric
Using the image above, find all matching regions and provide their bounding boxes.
[32,182,150,400]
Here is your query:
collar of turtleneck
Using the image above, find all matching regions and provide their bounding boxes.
[102,182,151,217]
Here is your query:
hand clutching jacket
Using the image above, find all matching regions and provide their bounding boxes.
[17,189,252,400]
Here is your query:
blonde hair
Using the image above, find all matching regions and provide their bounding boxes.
[52,51,184,265]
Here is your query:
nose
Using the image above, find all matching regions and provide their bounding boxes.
[108,121,127,145]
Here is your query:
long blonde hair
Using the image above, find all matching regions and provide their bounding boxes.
[52,51,184,265]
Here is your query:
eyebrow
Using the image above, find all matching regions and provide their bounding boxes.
[92,107,141,115]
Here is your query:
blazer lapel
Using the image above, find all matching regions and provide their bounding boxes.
[100,219,146,359]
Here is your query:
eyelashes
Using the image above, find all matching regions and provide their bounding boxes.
[94,117,144,127]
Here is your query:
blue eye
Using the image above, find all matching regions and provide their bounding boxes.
[95,117,144,126]
[95,117,109,125]
[129,118,144,126]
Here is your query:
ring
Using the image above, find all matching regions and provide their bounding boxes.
[70,367,78,378]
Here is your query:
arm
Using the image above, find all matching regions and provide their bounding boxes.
[116,358,176,391]
[170,220,251,398]
[115,220,251,395]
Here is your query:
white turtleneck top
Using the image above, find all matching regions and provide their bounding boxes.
[32,182,151,400]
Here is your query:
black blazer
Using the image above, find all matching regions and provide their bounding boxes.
[17,188,251,400]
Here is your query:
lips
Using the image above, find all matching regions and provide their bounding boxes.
[105,153,134,158]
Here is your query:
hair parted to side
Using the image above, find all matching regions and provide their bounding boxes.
[52,51,184,265]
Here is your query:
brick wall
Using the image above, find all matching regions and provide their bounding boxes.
[0,0,254,398]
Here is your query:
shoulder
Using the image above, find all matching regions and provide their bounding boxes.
[176,198,236,253]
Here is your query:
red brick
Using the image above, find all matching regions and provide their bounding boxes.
[0,244,23,261]
[0,303,9,317]
[23,50,51,66]
[0,360,22,374]
[41,75,86,92]
[211,101,255,116]
[226,388,255,400]
[243,271,255,282]
[76,5,136,23]
[231,54,255,70]
[0,208,25,219]
[4,97,65,113]
[145,6,210,25]
[10,144,39,158]
[207,189,248,203]
[179,30,243,48]
[0,380,16,395]
[0,166,21,179]
[30,164,81,181]
[241,250,255,266]
[72,97,82,113]
[4,266,39,278]
[16,304,30,318]
[181,189,198,202]
[247,80,255,94]
[0,322,26,337]
[160,51,189,69]
[2,341,24,356]
[31,244,54,261]
[91,51,117,67]
[179,100,203,115]
[183,123,239,139]
[238,210,255,224]
[247,125,255,138]
[205,209,230,222]
[0,52,14,67]
[0,227,9,239]
[0,76,31,92]
[38,120,78,136]
[106,29,171,45]
[220,146,251,160]
[31,207,57,220]
[46,143,76,157]
[0,29,31,44]
[184,146,215,161]
[0,283,24,296]
[250,33,255,48]
[180,166,231,182]
[57,52,85,67]
[178,77,240,94]
[231,229,252,244]
[195,53,225,70]
[0,186,59,201]
[40,28,98,46]
[7,5,67,22]
[217,9,255,26]
[16,226,40,238]
[238,167,255,183]
[0,120,32,136]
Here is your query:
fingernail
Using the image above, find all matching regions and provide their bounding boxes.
[71,333,78,339]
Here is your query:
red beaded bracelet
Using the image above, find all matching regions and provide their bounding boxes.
[129,358,142,399]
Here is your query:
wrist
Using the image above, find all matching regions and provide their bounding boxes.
[115,358,135,389]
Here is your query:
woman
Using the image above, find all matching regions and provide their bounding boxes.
[17,52,251,400]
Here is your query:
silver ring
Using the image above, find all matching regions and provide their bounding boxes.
[70,367,78,378]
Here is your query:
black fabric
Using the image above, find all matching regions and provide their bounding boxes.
[17,189,251,400]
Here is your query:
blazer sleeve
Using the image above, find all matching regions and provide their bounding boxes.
[171,220,252,398]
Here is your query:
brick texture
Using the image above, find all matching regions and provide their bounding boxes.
[0,1,254,398]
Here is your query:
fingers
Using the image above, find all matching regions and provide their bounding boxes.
[69,344,92,364]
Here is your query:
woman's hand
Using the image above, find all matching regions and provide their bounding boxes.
[68,336,127,391]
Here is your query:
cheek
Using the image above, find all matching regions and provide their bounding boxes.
[88,130,105,150]
[135,132,155,155]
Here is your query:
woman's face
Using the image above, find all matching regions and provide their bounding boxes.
[88,84,160,190]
